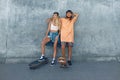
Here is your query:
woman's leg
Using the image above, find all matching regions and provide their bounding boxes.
[41,36,50,57]
[53,37,58,59]
[51,36,58,65]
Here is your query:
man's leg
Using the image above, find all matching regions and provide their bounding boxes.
[61,42,67,67]
[67,43,73,65]
[68,45,72,61]
[61,42,66,58]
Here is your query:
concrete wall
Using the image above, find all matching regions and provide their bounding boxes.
[0,0,120,63]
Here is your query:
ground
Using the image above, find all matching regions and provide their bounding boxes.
[0,61,120,80]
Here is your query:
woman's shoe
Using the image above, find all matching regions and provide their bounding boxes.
[51,60,56,66]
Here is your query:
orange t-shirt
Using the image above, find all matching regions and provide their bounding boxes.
[60,18,76,43]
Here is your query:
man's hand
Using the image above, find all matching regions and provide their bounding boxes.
[72,13,79,23]
[73,13,79,17]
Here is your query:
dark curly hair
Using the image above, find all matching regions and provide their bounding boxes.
[66,10,73,20]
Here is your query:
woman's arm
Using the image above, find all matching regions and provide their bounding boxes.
[45,21,51,37]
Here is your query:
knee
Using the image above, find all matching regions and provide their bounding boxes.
[68,45,72,48]
[61,45,65,49]
[55,37,58,42]
[41,41,45,46]
[54,42,57,48]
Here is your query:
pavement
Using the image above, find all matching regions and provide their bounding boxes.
[0,61,120,80]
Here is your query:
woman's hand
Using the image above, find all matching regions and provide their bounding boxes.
[56,35,59,39]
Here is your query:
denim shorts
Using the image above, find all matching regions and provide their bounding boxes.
[48,32,59,42]
[46,32,61,47]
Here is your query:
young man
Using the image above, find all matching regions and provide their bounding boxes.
[60,10,79,66]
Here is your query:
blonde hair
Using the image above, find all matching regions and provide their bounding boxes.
[50,15,61,32]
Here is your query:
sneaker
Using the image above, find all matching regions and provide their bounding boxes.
[39,56,45,60]
[67,60,72,66]
[51,60,55,66]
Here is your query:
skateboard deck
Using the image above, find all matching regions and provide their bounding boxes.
[29,57,49,69]
[58,57,68,68]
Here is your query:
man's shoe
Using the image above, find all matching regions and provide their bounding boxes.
[67,60,72,66]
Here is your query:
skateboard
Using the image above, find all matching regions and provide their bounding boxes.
[29,57,49,69]
[58,57,68,68]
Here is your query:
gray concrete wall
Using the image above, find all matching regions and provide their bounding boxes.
[0,0,120,63]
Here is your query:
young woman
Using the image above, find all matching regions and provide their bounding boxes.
[39,12,61,66]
